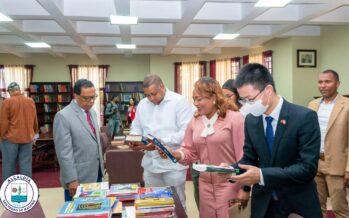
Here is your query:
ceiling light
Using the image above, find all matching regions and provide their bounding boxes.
[116,44,136,49]
[0,12,13,22]
[255,0,291,7]
[25,42,51,48]
[110,16,138,25]
[213,34,240,40]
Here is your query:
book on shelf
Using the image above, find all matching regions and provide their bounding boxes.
[58,84,69,92]
[30,84,40,93]
[146,134,178,163]
[56,198,111,218]
[57,94,63,103]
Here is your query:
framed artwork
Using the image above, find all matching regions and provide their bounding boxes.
[297,49,317,68]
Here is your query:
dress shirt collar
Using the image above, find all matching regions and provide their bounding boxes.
[263,95,283,121]
[320,94,338,104]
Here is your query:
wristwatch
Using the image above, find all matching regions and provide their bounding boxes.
[242,185,251,192]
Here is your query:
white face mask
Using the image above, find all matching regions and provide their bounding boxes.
[240,92,270,117]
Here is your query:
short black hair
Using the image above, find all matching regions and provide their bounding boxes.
[73,79,94,95]
[322,69,339,81]
[235,63,276,92]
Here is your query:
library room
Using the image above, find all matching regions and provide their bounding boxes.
[1,0,349,218]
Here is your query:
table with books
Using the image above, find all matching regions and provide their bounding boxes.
[56,182,187,218]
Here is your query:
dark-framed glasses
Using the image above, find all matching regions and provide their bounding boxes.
[80,94,98,102]
[238,90,264,105]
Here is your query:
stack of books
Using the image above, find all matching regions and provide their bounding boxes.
[134,187,175,217]
[57,198,112,218]
[107,183,139,201]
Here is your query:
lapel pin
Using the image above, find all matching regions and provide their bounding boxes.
[280,119,286,125]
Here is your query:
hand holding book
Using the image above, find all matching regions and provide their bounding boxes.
[125,135,155,151]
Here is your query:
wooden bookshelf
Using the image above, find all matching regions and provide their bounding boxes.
[104,82,144,126]
[29,82,72,132]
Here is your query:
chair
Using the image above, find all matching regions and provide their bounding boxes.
[106,149,144,185]
[99,132,110,154]
[1,202,45,218]
[100,126,112,141]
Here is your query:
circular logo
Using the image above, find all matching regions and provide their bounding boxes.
[0,174,39,213]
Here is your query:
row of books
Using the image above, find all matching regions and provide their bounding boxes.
[30,84,70,93]
[36,103,67,113]
[57,182,176,218]
[31,94,71,103]
[105,82,143,93]
[38,114,54,123]
[105,92,144,103]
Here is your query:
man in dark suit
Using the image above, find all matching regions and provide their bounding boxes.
[230,63,322,218]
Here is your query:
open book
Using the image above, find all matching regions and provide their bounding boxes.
[146,134,178,163]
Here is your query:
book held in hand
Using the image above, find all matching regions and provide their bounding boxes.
[125,135,149,145]
[146,134,177,163]
[193,163,241,174]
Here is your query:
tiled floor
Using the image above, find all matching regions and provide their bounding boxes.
[0,181,200,218]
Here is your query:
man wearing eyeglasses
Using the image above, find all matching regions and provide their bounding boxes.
[53,79,104,201]
[129,74,192,210]
[228,63,322,217]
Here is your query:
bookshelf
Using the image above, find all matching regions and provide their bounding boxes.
[29,82,72,132]
[104,82,144,126]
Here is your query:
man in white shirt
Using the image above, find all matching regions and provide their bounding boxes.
[129,74,192,209]
[308,69,349,218]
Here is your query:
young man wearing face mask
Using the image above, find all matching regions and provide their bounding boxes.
[229,63,322,218]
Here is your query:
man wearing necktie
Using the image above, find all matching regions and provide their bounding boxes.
[53,79,104,201]
[230,63,322,218]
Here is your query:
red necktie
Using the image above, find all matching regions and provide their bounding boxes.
[85,110,96,137]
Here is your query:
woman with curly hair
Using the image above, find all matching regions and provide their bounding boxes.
[159,77,245,218]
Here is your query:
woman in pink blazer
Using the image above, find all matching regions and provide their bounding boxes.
[160,77,245,218]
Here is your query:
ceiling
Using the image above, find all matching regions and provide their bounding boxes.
[0,0,349,59]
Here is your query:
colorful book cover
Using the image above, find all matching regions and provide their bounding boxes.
[108,197,122,214]
[79,182,109,192]
[56,198,111,218]
[146,134,177,163]
[108,183,139,196]
[74,190,107,199]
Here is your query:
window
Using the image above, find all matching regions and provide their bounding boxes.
[174,61,206,105]
[243,50,273,73]
[262,50,273,74]
[0,65,34,98]
[209,57,240,86]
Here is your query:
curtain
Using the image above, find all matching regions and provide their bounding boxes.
[263,50,273,74]
[242,55,249,65]
[231,57,241,80]
[215,59,232,86]
[249,53,263,64]
[98,65,108,124]
[209,60,216,79]
[174,61,206,105]
[174,63,182,93]
[0,65,34,97]
[69,65,109,125]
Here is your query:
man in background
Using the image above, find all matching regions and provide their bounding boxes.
[129,74,192,209]
[54,79,104,201]
[230,63,322,217]
[0,82,38,182]
[308,69,349,218]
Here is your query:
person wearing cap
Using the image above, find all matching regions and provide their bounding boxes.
[222,79,242,109]
[0,82,39,182]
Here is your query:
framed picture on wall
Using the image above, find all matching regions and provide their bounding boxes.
[297,49,317,68]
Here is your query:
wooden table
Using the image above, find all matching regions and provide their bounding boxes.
[32,132,57,168]
[112,187,188,218]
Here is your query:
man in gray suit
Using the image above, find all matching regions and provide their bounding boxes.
[53,79,104,201]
